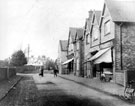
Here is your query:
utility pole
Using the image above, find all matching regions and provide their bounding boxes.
[27,44,30,63]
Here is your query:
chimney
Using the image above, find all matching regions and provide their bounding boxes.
[88,10,93,19]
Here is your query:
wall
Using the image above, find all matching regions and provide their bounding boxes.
[9,67,16,77]
[58,42,67,74]
[84,35,90,61]
[115,72,124,86]
[80,39,84,77]
[122,23,135,70]
[114,23,122,71]
[114,23,135,71]
[114,23,135,85]
[75,39,84,77]
[0,68,7,81]
[16,66,27,73]
[0,67,16,81]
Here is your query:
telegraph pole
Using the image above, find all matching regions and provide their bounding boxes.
[27,44,30,63]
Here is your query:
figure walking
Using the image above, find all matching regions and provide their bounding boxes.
[53,69,58,77]
[39,66,44,77]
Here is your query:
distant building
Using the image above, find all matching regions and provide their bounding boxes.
[62,28,77,74]
[57,40,68,74]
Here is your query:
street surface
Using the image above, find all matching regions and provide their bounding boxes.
[0,72,133,106]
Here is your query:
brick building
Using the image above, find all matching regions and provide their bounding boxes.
[84,10,101,78]
[63,28,77,74]
[58,0,135,86]
[57,40,68,74]
[88,0,135,85]
[74,28,84,76]
[83,10,93,78]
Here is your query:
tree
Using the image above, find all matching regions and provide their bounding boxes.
[45,58,55,70]
[10,50,27,66]
[0,59,8,67]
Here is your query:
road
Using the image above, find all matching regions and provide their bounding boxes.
[0,72,133,106]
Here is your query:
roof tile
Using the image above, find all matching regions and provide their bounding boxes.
[106,0,135,22]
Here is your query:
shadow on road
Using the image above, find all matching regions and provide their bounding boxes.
[37,93,106,106]
[36,81,56,85]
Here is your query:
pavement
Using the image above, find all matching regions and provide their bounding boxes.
[58,74,125,98]
[0,75,22,101]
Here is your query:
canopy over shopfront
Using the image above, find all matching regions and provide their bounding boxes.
[26,63,43,66]
[89,47,112,64]
[62,58,74,65]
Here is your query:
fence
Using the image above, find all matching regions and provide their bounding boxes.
[115,70,135,87]
[0,67,16,81]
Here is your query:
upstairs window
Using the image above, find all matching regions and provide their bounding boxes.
[86,33,90,44]
[69,44,73,52]
[93,27,99,41]
[104,20,110,35]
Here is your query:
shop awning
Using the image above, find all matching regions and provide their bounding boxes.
[62,58,74,65]
[88,47,112,64]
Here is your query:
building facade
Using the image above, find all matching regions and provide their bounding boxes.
[89,10,101,78]
[88,0,135,85]
[64,28,77,74]
[83,10,93,78]
[58,0,135,86]
[74,28,84,76]
[57,40,68,74]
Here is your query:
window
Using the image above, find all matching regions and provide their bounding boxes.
[86,33,90,44]
[69,44,73,52]
[104,20,111,35]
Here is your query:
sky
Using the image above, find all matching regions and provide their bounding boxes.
[0,0,104,60]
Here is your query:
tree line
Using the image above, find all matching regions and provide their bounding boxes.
[0,50,57,70]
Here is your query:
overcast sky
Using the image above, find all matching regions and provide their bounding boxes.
[0,0,104,60]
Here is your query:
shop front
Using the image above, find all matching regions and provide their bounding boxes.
[89,47,113,81]
[62,58,74,74]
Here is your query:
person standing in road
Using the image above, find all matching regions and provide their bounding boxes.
[39,66,44,77]
[53,66,58,77]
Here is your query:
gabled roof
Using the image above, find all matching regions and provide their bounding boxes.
[95,11,101,24]
[90,10,101,34]
[85,11,93,31]
[105,0,135,22]
[67,27,77,49]
[60,40,68,51]
[76,28,84,40]
[69,27,77,43]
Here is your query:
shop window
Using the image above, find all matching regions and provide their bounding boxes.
[104,20,111,35]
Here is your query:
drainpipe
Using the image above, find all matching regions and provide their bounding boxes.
[99,27,101,49]
[120,23,123,70]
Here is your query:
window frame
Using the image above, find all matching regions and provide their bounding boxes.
[104,20,111,36]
